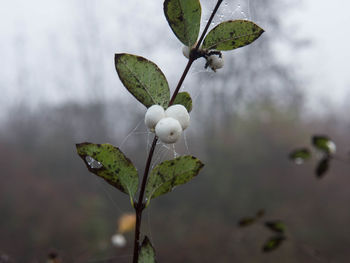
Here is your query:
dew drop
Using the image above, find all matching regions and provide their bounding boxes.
[85,156,103,169]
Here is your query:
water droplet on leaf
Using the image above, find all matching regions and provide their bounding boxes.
[85,156,103,169]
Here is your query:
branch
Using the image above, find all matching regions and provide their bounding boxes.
[132,1,224,262]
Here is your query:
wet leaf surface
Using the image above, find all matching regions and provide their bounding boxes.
[115,53,170,108]
[164,0,201,46]
[202,20,264,51]
[145,156,204,203]
[76,143,139,200]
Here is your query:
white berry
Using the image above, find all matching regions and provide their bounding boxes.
[145,105,165,132]
[182,45,190,59]
[155,117,182,144]
[111,234,126,247]
[208,55,224,71]
[165,104,190,130]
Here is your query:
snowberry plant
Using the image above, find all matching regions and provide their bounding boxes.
[76,0,264,262]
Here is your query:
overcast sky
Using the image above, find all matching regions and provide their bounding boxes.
[282,0,350,111]
[0,0,349,117]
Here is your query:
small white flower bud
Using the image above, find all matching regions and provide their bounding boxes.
[155,117,182,144]
[182,45,190,59]
[145,105,165,132]
[111,234,126,247]
[165,104,190,130]
[208,55,224,71]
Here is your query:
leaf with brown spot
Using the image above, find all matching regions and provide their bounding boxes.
[145,155,204,204]
[138,236,157,263]
[202,20,264,51]
[115,53,170,108]
[76,143,139,201]
[164,0,201,46]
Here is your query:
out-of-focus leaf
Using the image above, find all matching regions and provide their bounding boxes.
[164,0,201,46]
[139,236,157,263]
[312,135,336,155]
[289,148,311,165]
[262,235,286,253]
[316,156,331,178]
[264,221,286,233]
[172,92,192,112]
[118,213,136,234]
[202,20,264,51]
[238,217,256,227]
[115,53,170,108]
[256,209,265,218]
[76,143,139,201]
[145,156,204,203]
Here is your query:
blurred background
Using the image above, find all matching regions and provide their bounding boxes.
[1,0,350,262]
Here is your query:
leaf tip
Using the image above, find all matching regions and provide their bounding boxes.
[142,235,151,246]
[115,53,127,66]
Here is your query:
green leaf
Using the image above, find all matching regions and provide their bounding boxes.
[145,156,204,202]
[315,156,331,178]
[262,235,286,253]
[164,0,201,46]
[139,236,157,263]
[115,53,170,108]
[289,148,311,165]
[76,143,139,201]
[312,135,336,155]
[238,217,256,227]
[202,20,264,51]
[238,209,265,227]
[172,92,193,112]
[264,221,286,234]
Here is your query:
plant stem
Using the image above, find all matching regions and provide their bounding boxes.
[133,137,157,263]
[132,1,223,262]
[195,0,223,52]
[169,0,223,106]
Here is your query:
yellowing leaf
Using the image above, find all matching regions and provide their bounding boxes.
[118,213,136,234]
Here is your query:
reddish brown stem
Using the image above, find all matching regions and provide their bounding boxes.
[133,137,157,263]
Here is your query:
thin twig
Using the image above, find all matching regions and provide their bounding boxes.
[132,1,224,262]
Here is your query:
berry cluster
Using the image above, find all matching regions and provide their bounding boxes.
[145,104,190,144]
[182,45,224,72]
